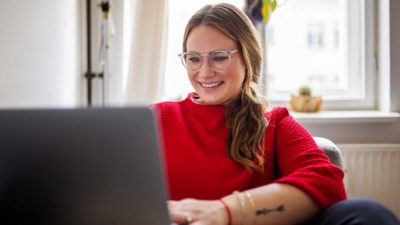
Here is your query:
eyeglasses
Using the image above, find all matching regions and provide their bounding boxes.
[178,49,239,71]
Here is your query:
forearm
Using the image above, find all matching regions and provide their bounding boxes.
[221,183,320,225]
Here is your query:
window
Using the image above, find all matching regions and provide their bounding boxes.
[164,0,376,110]
[265,0,376,110]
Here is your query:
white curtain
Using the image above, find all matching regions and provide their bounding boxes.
[122,0,168,105]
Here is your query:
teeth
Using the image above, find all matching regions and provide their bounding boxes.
[201,82,221,88]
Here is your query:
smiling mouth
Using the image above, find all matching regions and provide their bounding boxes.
[200,81,224,88]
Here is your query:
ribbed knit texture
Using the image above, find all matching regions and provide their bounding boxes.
[153,93,347,209]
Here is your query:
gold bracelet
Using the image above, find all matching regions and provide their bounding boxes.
[233,191,248,225]
[244,191,256,210]
[244,191,255,225]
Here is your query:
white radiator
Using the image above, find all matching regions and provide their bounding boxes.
[338,144,400,217]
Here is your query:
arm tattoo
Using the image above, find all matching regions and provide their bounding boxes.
[255,204,285,216]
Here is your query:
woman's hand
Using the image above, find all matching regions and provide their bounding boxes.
[168,198,228,225]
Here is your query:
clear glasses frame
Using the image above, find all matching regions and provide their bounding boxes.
[178,49,239,71]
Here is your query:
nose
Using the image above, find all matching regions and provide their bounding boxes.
[198,58,214,78]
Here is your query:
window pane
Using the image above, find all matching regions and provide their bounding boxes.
[265,0,367,101]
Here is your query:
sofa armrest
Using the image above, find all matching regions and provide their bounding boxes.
[314,136,344,169]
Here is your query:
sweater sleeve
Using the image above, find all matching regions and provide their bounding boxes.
[272,107,347,208]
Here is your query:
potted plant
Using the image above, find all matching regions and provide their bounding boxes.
[289,85,322,112]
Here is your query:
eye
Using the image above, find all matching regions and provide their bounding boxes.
[186,54,201,64]
[212,52,230,62]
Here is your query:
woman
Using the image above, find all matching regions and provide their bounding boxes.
[154,3,399,225]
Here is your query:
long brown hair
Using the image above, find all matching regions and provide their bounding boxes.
[183,3,268,172]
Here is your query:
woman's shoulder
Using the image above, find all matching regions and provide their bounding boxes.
[151,99,183,114]
[265,107,291,124]
[151,93,194,117]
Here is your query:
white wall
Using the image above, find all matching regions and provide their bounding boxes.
[0,0,81,108]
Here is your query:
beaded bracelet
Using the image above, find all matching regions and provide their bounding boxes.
[219,199,232,225]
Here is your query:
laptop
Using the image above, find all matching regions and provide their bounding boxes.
[0,107,171,225]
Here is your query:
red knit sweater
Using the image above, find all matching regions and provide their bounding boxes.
[154,93,346,209]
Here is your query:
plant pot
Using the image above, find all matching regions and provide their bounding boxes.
[289,95,323,112]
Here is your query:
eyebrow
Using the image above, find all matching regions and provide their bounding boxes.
[186,49,237,54]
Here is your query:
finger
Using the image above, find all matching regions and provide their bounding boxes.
[169,210,192,224]
[168,200,180,209]
[168,199,197,212]
[168,210,183,224]
[181,198,196,204]
[168,200,180,204]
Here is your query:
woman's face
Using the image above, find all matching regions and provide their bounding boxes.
[185,25,246,105]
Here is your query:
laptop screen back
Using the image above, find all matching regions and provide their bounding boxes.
[0,107,170,225]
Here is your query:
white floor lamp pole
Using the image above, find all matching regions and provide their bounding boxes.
[99,0,110,107]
